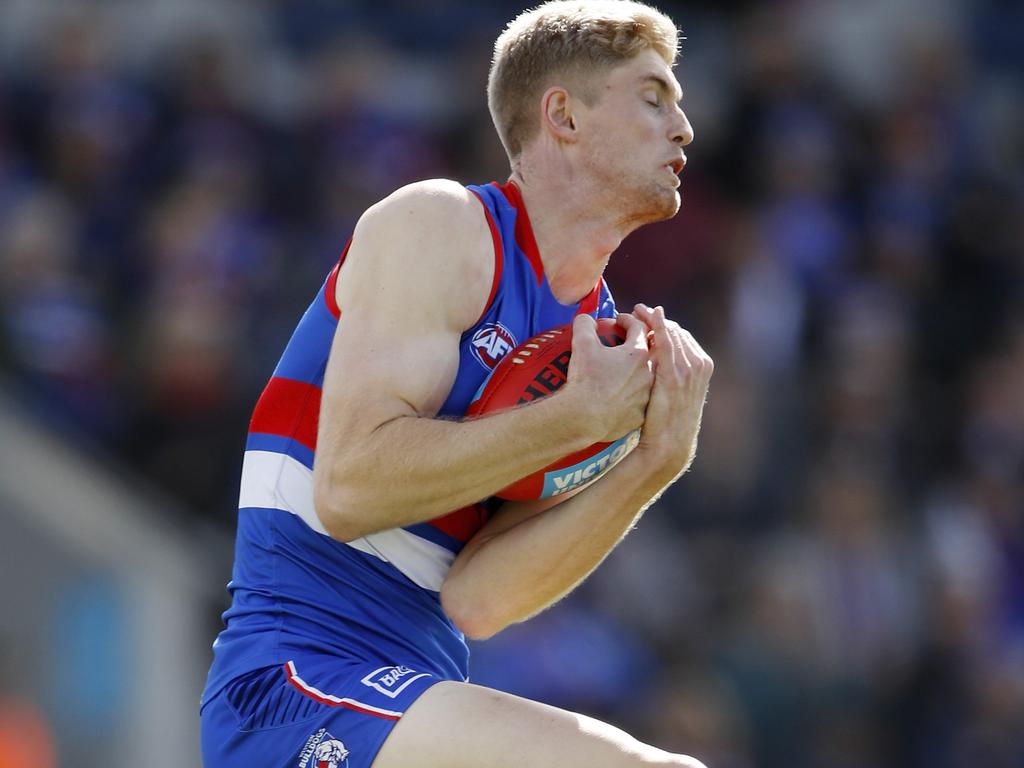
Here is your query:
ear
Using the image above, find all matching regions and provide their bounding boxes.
[540,86,578,143]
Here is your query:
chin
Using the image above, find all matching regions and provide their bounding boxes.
[630,186,680,226]
[605,172,681,228]
[661,189,682,219]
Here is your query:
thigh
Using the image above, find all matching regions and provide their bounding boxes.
[371,681,706,768]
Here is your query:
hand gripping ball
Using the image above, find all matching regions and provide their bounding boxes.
[466,318,641,501]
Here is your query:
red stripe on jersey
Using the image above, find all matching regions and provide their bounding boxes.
[323,239,353,319]
[576,280,603,316]
[493,180,544,285]
[495,181,605,309]
[249,377,322,451]
[469,189,504,326]
[428,503,488,543]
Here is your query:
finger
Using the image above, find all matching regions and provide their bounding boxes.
[680,328,712,364]
[639,305,669,337]
[631,303,656,330]
[666,323,695,368]
[647,321,676,374]
[676,327,714,378]
[616,312,649,350]
[643,307,676,364]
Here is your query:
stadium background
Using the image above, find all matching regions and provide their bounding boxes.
[0,0,1021,766]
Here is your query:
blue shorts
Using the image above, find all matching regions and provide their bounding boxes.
[201,654,442,768]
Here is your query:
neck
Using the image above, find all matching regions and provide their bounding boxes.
[509,153,630,306]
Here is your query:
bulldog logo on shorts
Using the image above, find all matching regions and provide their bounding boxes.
[315,739,350,768]
[298,729,350,768]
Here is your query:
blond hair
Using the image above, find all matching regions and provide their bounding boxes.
[488,1,680,160]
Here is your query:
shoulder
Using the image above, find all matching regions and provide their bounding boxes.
[339,179,497,330]
[358,179,490,244]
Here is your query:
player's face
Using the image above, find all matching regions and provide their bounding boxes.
[576,49,693,225]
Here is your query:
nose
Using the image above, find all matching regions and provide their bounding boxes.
[670,107,694,147]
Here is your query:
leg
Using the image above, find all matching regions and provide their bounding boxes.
[372,681,708,768]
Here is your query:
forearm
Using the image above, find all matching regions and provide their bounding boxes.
[440,447,675,639]
[314,390,593,540]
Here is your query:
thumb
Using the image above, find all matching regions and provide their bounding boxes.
[571,313,599,352]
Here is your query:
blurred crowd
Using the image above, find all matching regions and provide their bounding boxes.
[0,1,1021,766]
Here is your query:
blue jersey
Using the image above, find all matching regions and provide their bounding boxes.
[201,180,617,707]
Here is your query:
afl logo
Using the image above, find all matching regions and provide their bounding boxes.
[471,322,517,370]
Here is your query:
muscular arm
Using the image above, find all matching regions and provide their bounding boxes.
[440,448,671,640]
[313,181,639,541]
[441,305,714,639]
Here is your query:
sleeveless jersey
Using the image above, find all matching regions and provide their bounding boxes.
[201,180,617,706]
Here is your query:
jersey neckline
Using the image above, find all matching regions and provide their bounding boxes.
[490,179,601,315]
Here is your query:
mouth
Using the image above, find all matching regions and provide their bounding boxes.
[667,157,686,175]
[662,160,683,188]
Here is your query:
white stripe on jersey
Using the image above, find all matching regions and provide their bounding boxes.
[345,528,454,592]
[240,450,328,534]
[238,450,454,592]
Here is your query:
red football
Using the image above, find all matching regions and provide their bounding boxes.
[466,317,641,501]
